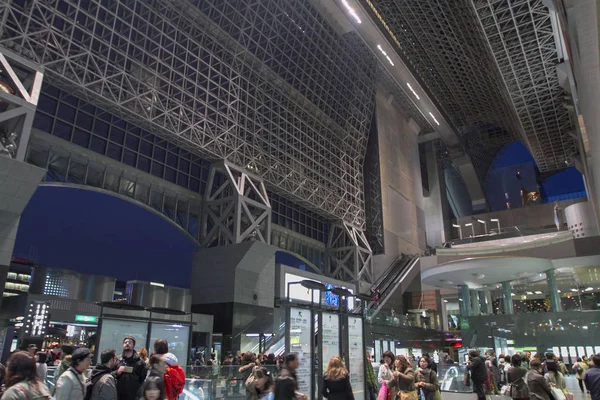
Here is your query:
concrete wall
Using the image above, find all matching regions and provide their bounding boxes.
[422,141,450,248]
[452,198,583,238]
[373,88,426,278]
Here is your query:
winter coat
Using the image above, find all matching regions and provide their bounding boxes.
[322,374,354,400]
[468,357,488,385]
[390,366,416,395]
[89,364,117,400]
[415,368,439,400]
[55,367,86,400]
[506,366,529,399]
[526,369,552,400]
[115,351,147,400]
[164,364,186,400]
[544,371,566,391]
[1,381,51,400]
[378,363,394,386]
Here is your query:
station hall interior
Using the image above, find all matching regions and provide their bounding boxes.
[1,0,600,399]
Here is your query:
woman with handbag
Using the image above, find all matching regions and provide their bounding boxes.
[321,356,354,400]
[414,356,440,400]
[378,351,395,400]
[390,355,417,400]
[544,360,567,393]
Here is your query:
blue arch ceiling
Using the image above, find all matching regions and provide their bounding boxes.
[14,186,312,288]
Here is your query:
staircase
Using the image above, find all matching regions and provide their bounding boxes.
[366,253,420,320]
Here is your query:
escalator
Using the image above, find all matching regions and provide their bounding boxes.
[366,253,420,320]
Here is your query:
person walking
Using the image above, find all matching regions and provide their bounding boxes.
[390,355,416,400]
[544,360,566,393]
[115,336,147,400]
[584,354,600,400]
[322,356,354,400]
[574,356,590,394]
[467,350,488,400]
[89,349,118,400]
[526,359,553,400]
[55,347,93,400]
[162,353,186,400]
[366,350,378,400]
[1,351,51,400]
[415,356,439,400]
[275,353,307,400]
[506,354,529,400]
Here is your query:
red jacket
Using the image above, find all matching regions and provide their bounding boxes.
[164,365,186,400]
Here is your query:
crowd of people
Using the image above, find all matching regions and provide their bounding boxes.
[465,349,600,400]
[0,336,186,400]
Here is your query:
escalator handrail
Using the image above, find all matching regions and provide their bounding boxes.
[367,254,419,310]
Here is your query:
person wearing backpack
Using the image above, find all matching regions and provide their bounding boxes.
[55,347,93,400]
[162,353,186,400]
[87,349,118,400]
[506,354,529,400]
[1,351,51,400]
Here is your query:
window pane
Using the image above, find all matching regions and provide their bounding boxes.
[176,199,188,229]
[72,128,91,148]
[90,136,107,154]
[135,182,150,205]
[67,159,87,184]
[47,151,68,182]
[163,193,176,221]
[86,165,104,188]
[26,146,49,168]
[104,170,120,193]
[149,190,163,212]
[120,176,135,198]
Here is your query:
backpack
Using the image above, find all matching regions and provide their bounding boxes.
[15,383,52,400]
[165,365,186,400]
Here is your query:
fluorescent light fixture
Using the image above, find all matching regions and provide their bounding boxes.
[526,291,534,295]
[341,0,362,24]
[245,333,260,337]
[477,219,485,224]
[534,291,543,295]
[443,299,448,303]
[406,83,420,100]
[557,290,561,293]
[150,282,164,287]
[570,288,578,292]
[585,287,593,291]
[511,293,515,296]
[464,223,473,226]
[428,112,440,125]
[452,224,460,228]
[376,44,394,66]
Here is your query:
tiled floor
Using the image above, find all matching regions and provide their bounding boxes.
[565,375,592,400]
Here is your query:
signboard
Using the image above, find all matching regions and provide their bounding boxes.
[75,315,98,323]
[289,307,311,395]
[321,313,339,372]
[284,273,354,309]
[347,316,364,400]
[24,302,49,337]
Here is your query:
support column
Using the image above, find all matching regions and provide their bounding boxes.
[479,291,493,315]
[546,269,562,312]
[469,289,480,316]
[460,285,471,317]
[502,281,514,314]
[201,160,271,247]
[328,221,373,283]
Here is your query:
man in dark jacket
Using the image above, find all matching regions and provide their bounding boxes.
[585,354,600,400]
[115,336,147,400]
[89,349,118,400]
[467,350,488,400]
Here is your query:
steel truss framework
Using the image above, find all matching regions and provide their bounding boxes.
[472,0,576,172]
[363,0,575,181]
[0,46,43,161]
[201,160,271,247]
[327,221,373,283]
[0,0,378,227]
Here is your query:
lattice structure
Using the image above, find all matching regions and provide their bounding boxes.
[328,221,373,283]
[0,46,43,161]
[201,160,271,247]
[363,114,384,255]
[472,0,577,172]
[363,0,528,182]
[0,0,378,227]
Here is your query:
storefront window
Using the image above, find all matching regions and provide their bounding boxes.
[149,323,190,366]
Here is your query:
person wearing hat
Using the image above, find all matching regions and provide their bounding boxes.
[55,347,92,400]
[114,336,147,400]
[162,353,186,400]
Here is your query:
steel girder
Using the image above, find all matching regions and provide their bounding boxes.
[0,0,379,227]
[362,0,567,182]
[0,46,43,161]
[472,0,577,172]
[327,221,373,283]
[201,160,271,247]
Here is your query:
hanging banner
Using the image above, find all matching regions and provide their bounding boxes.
[348,316,365,400]
[321,313,340,372]
[289,307,311,395]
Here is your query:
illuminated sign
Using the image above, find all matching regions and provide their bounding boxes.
[75,315,98,323]
[24,301,49,337]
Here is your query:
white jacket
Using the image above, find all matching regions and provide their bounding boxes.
[55,367,86,400]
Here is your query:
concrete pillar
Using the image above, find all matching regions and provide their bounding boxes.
[469,289,480,316]
[460,285,471,316]
[546,269,562,312]
[479,291,493,315]
[502,281,514,314]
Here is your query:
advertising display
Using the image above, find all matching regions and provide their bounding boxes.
[347,316,364,400]
[98,319,147,358]
[321,313,340,372]
[289,307,312,395]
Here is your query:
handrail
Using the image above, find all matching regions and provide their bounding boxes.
[367,254,419,311]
